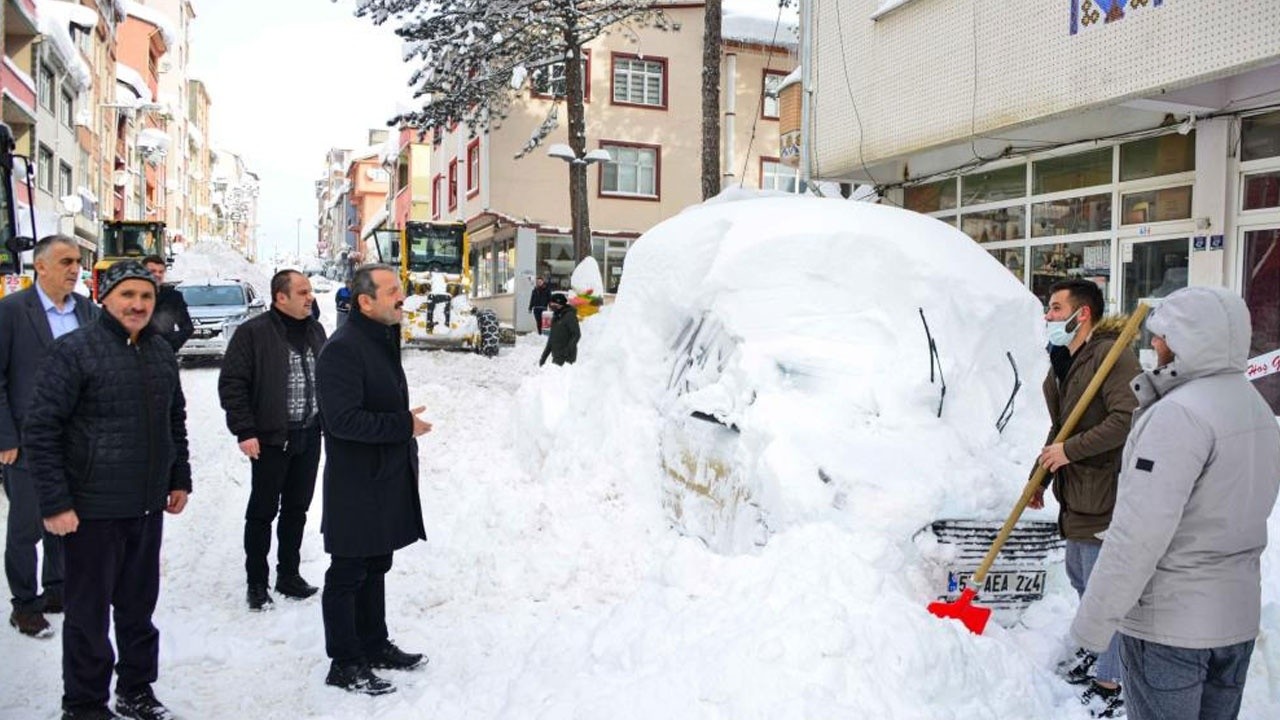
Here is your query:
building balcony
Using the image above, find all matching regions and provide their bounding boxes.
[1,57,37,123]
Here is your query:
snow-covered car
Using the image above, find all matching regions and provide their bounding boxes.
[573,192,1064,625]
[309,275,336,293]
[175,279,265,360]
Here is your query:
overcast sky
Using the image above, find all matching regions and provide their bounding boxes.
[187,0,411,263]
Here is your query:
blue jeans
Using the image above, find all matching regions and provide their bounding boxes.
[1120,634,1254,720]
[1066,539,1123,683]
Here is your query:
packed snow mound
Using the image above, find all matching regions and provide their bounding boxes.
[168,242,270,296]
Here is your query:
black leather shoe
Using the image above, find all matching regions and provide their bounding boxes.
[246,584,274,611]
[325,661,395,695]
[275,574,318,600]
[41,592,64,614]
[366,640,426,670]
[62,705,120,720]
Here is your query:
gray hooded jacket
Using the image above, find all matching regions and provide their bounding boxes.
[1071,286,1280,651]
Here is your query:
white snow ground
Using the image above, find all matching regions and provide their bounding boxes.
[3,201,1280,718]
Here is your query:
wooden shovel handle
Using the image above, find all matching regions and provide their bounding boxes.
[969,303,1150,588]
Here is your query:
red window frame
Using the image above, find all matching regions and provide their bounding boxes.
[761,69,789,120]
[596,140,661,202]
[758,156,798,192]
[431,174,443,219]
[466,139,481,197]
[609,53,669,111]
[447,159,459,211]
[531,50,592,102]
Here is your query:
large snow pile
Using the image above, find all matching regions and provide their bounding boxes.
[511,192,1280,716]
[168,241,271,296]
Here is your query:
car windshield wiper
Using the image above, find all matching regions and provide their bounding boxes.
[996,351,1021,434]
[919,308,946,418]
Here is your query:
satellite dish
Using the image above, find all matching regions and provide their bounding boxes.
[60,195,84,214]
[112,170,130,187]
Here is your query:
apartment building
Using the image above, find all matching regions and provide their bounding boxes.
[114,4,170,223]
[3,0,39,213]
[422,3,796,331]
[803,0,1280,413]
[211,147,258,259]
[133,0,192,245]
[316,146,353,267]
[186,76,211,248]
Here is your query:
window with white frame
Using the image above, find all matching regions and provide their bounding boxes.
[38,65,55,109]
[762,71,787,119]
[761,159,801,193]
[600,143,658,197]
[59,89,74,127]
[432,174,443,218]
[37,145,54,192]
[532,54,589,100]
[612,56,665,108]
[58,162,73,198]
[467,141,480,195]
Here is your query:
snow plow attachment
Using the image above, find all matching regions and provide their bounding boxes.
[926,303,1150,634]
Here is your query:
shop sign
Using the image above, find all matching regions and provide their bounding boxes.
[1247,348,1280,382]
[1071,0,1165,36]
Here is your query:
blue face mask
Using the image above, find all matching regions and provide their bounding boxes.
[1046,307,1081,347]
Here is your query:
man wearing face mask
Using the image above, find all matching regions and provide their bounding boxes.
[1029,279,1142,718]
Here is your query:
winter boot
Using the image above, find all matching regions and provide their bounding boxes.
[9,608,53,638]
[246,584,274,611]
[1080,681,1125,718]
[275,574,318,600]
[366,640,427,671]
[115,687,175,720]
[1057,647,1098,685]
[325,661,396,696]
[41,591,64,614]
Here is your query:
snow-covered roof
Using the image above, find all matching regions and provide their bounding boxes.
[35,0,96,91]
[345,143,383,172]
[115,62,150,100]
[137,127,170,151]
[721,3,799,48]
[120,0,178,52]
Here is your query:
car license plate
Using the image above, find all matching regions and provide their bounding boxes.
[948,569,1045,596]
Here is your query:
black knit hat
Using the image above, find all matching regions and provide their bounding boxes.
[550,292,569,306]
[98,260,157,300]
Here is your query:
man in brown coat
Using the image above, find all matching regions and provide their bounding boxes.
[1029,279,1142,717]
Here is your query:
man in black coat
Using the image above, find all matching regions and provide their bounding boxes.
[142,255,193,354]
[528,275,551,335]
[316,264,430,696]
[218,270,327,611]
[24,261,191,720]
[539,292,581,366]
[0,235,98,639]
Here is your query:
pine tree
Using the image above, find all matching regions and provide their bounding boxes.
[354,0,672,263]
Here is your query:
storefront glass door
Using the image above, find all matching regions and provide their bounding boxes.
[1120,236,1189,365]
[1242,226,1280,414]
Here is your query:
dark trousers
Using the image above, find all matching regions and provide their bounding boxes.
[1120,634,1255,720]
[62,514,163,710]
[3,463,64,611]
[244,426,320,586]
[532,307,546,335]
[322,553,392,663]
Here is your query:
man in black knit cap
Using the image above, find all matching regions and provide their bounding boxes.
[218,270,327,611]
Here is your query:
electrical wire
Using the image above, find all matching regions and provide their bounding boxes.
[831,0,899,205]
[737,1,789,188]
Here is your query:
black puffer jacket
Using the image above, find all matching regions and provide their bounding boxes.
[218,309,326,446]
[150,284,195,353]
[24,313,192,520]
[539,306,580,366]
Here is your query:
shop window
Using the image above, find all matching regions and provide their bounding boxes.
[905,179,957,213]
[1031,193,1112,237]
[961,205,1025,242]
[1243,228,1280,414]
[612,55,666,108]
[1242,111,1280,162]
[989,247,1026,283]
[1123,237,1188,312]
[1029,239,1111,307]
[762,70,787,119]
[600,142,658,198]
[962,165,1025,205]
[606,240,629,293]
[536,235,575,290]
[1120,132,1195,181]
[1120,186,1192,224]
[1243,171,1280,211]
[1033,148,1111,195]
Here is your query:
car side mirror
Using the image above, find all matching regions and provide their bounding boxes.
[248,296,266,309]
[5,234,34,255]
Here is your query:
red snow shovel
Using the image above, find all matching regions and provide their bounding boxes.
[927,303,1150,635]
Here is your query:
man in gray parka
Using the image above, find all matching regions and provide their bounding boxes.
[1071,286,1280,720]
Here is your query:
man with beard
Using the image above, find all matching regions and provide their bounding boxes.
[24,260,191,720]
[316,264,430,695]
[219,270,327,611]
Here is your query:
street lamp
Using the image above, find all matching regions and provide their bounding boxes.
[547,144,612,262]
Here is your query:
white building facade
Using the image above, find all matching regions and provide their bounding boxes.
[804,0,1280,413]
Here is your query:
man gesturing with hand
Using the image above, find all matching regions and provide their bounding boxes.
[315,264,430,696]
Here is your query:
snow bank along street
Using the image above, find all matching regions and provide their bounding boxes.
[2,197,1280,718]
